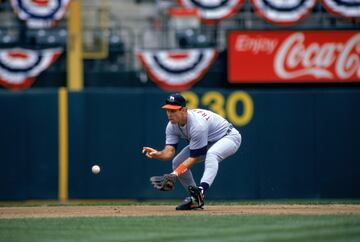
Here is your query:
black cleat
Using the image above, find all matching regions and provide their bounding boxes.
[175,196,201,210]
[188,185,205,208]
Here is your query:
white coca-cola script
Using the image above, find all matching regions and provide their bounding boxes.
[274,33,360,80]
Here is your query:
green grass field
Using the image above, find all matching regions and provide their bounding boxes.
[1,201,360,242]
[1,215,360,242]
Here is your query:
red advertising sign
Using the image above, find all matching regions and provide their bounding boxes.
[228,31,360,83]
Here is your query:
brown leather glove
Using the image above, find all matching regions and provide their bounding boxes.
[150,174,177,191]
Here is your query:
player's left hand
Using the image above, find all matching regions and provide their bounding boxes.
[142,147,158,158]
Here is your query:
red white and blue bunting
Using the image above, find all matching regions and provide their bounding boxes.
[0,48,62,89]
[177,0,245,24]
[10,0,71,28]
[251,0,317,25]
[137,48,218,91]
[321,0,360,18]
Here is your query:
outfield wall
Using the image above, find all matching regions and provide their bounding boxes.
[0,88,359,200]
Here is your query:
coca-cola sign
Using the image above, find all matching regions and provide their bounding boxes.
[228,31,360,83]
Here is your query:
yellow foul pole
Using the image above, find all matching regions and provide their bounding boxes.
[67,0,84,90]
[58,88,69,202]
[59,0,84,201]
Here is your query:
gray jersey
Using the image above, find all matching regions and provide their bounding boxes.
[165,109,232,155]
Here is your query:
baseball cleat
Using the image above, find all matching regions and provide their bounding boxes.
[175,196,202,210]
[188,185,205,208]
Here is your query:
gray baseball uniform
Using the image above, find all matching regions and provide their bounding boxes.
[165,108,242,189]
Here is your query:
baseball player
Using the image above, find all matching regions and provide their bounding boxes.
[143,93,242,210]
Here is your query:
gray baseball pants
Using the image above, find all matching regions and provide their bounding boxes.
[172,128,242,190]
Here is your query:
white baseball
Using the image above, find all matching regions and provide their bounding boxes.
[92,165,101,174]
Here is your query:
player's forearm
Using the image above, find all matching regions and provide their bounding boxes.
[172,156,202,176]
[156,149,174,161]
[184,156,202,167]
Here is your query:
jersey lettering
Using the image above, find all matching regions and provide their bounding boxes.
[194,109,210,121]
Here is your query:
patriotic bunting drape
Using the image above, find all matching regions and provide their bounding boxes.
[10,0,71,28]
[177,0,245,24]
[137,48,218,91]
[251,0,317,25]
[321,0,360,18]
[176,0,359,24]
[6,0,359,28]
[0,48,62,89]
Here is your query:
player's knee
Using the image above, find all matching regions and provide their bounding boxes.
[206,152,222,163]
[205,161,218,172]
[205,153,220,169]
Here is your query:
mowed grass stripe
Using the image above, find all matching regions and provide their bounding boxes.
[236,224,360,242]
[179,216,360,242]
[1,215,360,242]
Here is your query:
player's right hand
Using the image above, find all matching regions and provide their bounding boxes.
[142,147,158,158]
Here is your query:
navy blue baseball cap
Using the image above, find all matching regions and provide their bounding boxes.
[162,93,186,110]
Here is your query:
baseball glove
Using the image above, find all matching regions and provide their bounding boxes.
[150,174,177,191]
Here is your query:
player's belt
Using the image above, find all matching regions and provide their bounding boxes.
[225,124,233,136]
[208,125,234,146]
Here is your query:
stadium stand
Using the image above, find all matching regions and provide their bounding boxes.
[0,0,358,88]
